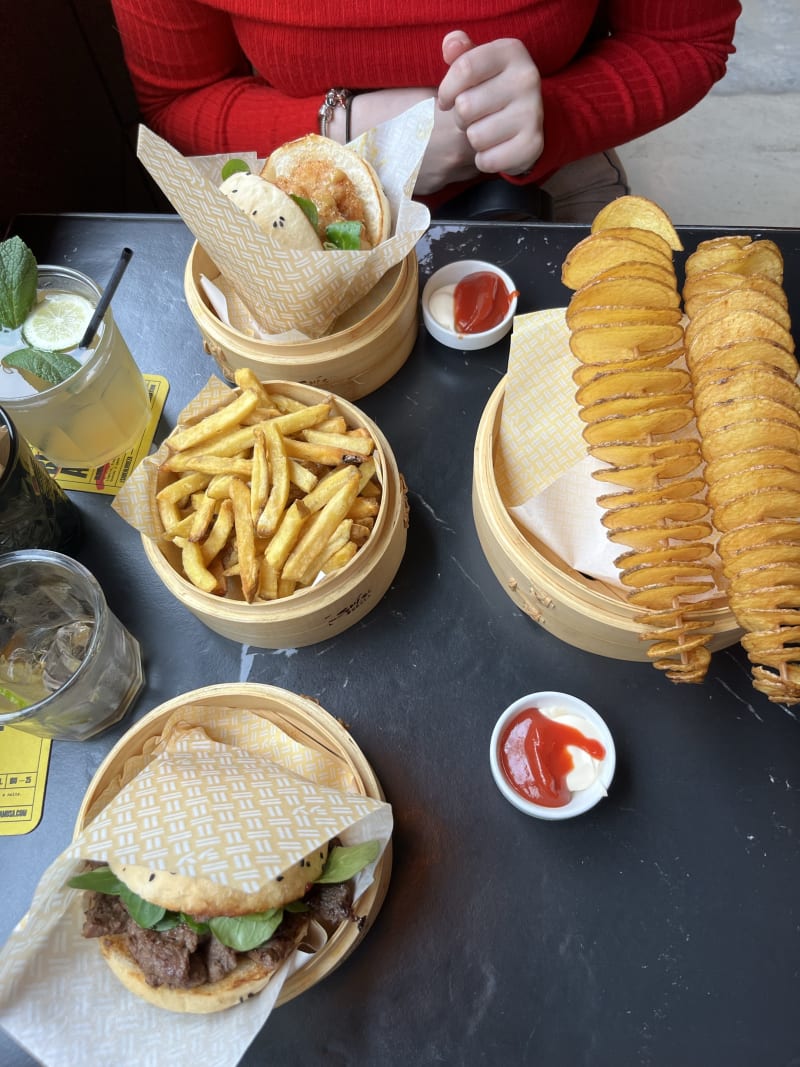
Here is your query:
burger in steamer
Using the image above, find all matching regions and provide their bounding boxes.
[69,836,379,1013]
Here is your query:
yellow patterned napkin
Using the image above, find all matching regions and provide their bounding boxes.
[494,308,621,584]
[137,100,432,339]
[0,705,392,1066]
[112,376,231,538]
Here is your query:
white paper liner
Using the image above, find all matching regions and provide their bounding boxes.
[496,308,720,591]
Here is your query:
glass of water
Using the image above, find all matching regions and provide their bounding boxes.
[0,550,144,740]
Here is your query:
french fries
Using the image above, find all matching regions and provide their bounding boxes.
[155,374,383,603]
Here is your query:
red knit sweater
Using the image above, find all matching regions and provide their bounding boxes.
[111,0,740,187]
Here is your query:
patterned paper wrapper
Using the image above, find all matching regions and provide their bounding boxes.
[137,100,433,339]
[112,376,240,539]
[0,705,393,1067]
[493,307,623,585]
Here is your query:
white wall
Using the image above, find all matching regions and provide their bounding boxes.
[616,2,800,227]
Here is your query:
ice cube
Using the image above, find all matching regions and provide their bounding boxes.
[42,619,93,690]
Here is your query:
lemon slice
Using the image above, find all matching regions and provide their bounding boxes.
[0,684,30,710]
[22,292,94,351]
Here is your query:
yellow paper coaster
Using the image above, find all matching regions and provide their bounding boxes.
[0,726,51,835]
[31,374,170,496]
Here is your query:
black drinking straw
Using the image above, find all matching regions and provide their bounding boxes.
[77,247,133,349]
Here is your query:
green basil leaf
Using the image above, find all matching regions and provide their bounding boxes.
[180,913,210,935]
[0,237,37,329]
[152,913,182,932]
[3,347,81,387]
[324,221,363,251]
[290,194,319,231]
[119,883,167,929]
[316,840,380,884]
[284,900,309,913]
[209,908,284,952]
[67,866,125,894]
[221,158,250,181]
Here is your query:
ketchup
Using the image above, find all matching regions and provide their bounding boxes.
[454,271,517,334]
[498,706,606,808]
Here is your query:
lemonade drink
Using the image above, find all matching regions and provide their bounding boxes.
[0,266,150,468]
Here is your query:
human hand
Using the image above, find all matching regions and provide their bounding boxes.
[349,87,478,195]
[437,31,544,176]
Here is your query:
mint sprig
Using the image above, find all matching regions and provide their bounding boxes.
[0,237,37,329]
[3,347,81,386]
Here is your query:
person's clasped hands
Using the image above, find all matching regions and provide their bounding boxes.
[339,30,543,196]
[433,30,544,191]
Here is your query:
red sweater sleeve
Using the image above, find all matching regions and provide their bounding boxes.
[110,0,322,155]
[522,0,741,184]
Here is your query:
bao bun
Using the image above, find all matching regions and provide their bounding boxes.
[89,842,329,1013]
[219,172,322,251]
[261,133,391,249]
[109,841,329,916]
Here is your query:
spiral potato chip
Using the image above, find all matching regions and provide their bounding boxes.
[562,206,800,697]
[590,195,684,251]
[684,235,800,703]
[690,337,798,379]
[562,196,718,683]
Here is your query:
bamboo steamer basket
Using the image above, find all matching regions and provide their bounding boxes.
[143,381,408,648]
[472,378,742,661]
[184,242,419,400]
[73,682,392,1006]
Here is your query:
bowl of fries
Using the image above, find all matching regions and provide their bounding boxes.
[124,373,407,648]
[184,243,420,401]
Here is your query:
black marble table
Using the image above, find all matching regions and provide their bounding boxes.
[1,213,798,1067]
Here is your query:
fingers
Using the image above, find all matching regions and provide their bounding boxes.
[438,37,510,112]
[441,29,474,68]
[436,37,544,176]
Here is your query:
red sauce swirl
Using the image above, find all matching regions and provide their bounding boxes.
[454,271,517,334]
[498,706,606,808]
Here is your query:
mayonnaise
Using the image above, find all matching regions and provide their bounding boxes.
[545,708,607,794]
[427,284,457,332]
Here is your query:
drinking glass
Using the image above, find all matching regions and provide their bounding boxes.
[0,406,82,553]
[0,265,150,468]
[0,550,144,740]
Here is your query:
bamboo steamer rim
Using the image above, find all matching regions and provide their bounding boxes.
[146,379,404,623]
[184,241,416,363]
[72,682,392,1007]
[475,376,735,632]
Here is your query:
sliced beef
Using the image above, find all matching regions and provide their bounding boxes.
[305,881,356,930]
[81,891,130,939]
[205,934,239,983]
[247,910,307,969]
[125,923,208,989]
